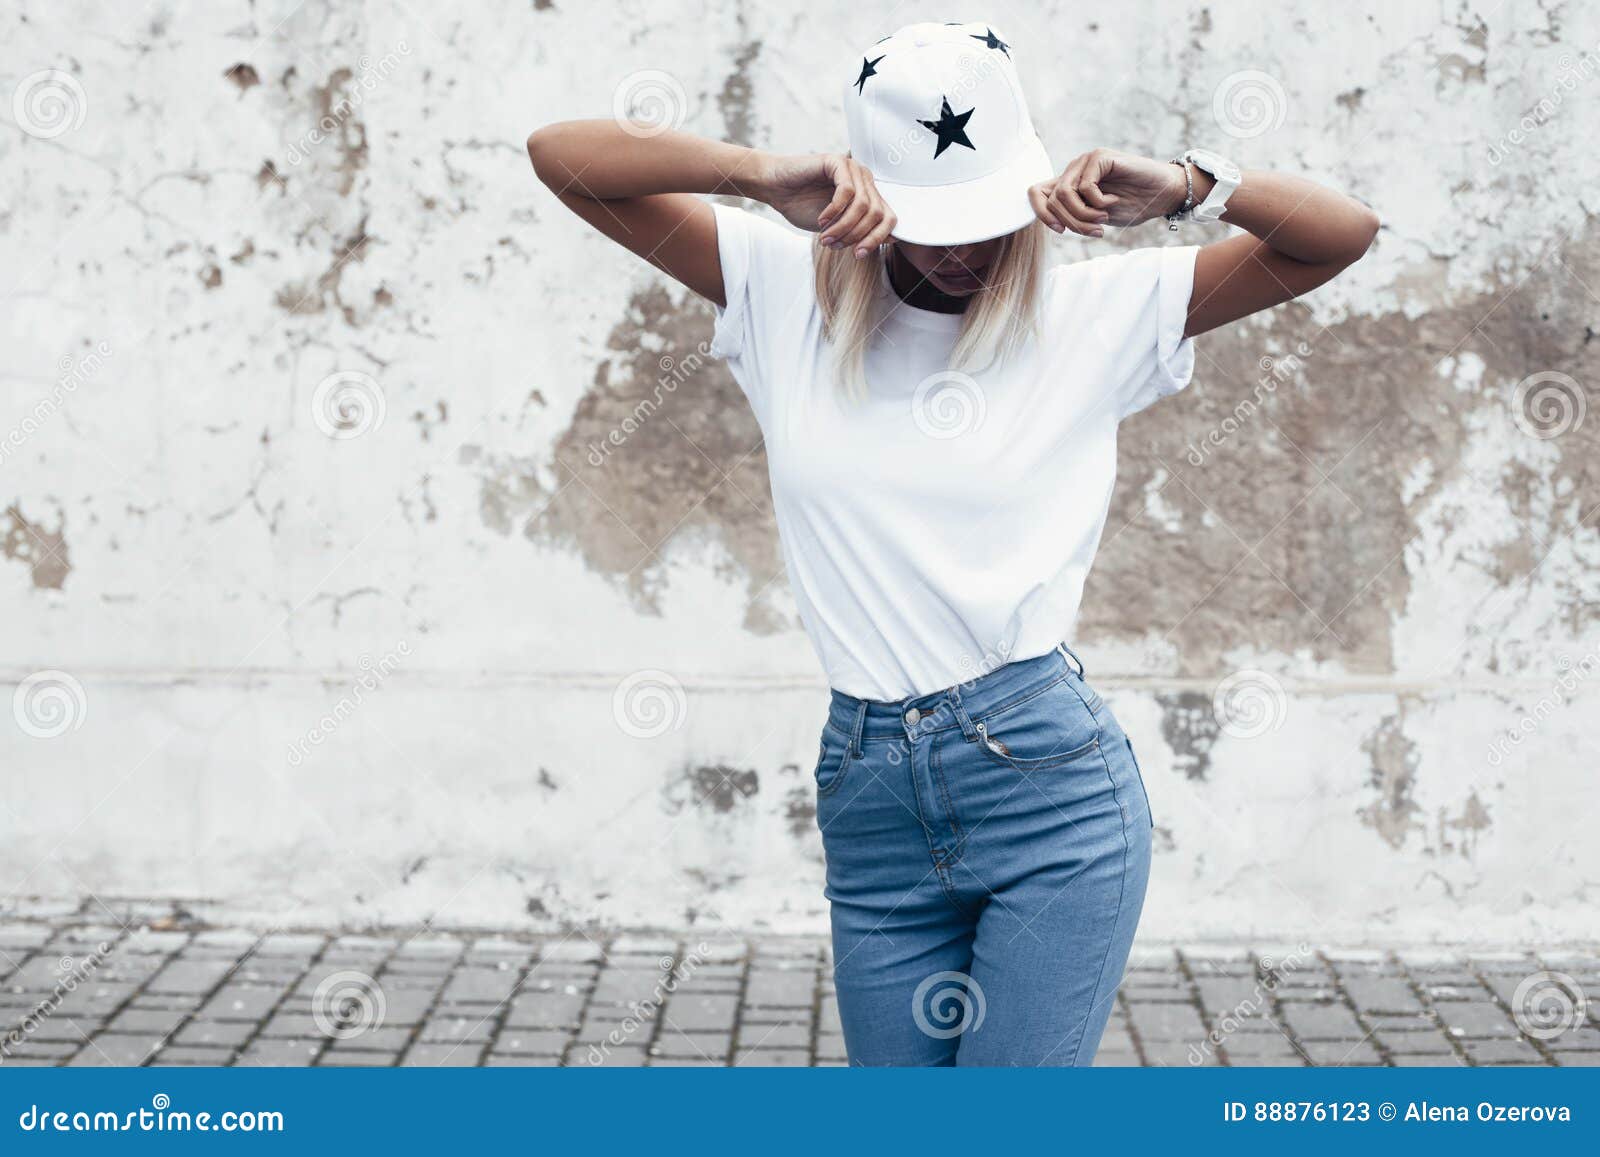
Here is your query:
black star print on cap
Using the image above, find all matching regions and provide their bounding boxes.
[917,97,975,159]
[854,54,885,94]
[970,27,1009,55]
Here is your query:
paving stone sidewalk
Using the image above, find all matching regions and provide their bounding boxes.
[2,902,1597,1068]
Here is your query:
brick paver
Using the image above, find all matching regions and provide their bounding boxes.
[1,904,1596,1067]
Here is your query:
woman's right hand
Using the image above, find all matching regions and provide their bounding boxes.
[755,153,897,258]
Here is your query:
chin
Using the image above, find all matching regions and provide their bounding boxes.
[929,273,987,296]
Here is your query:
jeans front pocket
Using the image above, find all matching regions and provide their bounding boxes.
[814,723,855,797]
[973,678,1101,773]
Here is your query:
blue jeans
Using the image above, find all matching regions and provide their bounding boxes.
[815,645,1152,1066]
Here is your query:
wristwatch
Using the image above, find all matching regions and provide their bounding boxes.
[1164,148,1242,227]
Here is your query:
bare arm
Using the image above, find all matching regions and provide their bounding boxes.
[1031,149,1380,337]
[526,120,895,307]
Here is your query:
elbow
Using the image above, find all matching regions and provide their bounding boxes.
[1350,204,1380,262]
[525,123,567,187]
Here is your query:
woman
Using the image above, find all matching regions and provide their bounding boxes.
[528,21,1377,1066]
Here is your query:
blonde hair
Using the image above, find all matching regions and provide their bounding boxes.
[813,222,1047,396]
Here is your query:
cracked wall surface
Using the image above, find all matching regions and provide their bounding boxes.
[2,0,1598,943]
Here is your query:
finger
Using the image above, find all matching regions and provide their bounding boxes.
[1029,182,1067,233]
[841,197,886,253]
[850,189,894,255]
[1077,169,1120,210]
[815,166,854,232]
[857,207,897,254]
[821,187,871,248]
[1048,186,1104,237]
[1055,160,1109,228]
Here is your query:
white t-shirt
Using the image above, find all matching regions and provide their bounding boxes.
[709,203,1198,701]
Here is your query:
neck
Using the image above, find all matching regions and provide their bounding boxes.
[888,247,970,314]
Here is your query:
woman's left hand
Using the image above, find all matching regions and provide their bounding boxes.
[1029,148,1187,236]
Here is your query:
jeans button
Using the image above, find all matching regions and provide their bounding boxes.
[904,707,921,726]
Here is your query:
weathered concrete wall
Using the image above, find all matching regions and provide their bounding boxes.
[3,1,1597,944]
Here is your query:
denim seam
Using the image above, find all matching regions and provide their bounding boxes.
[1062,740,1133,1068]
[1123,737,1154,829]
[815,746,854,798]
[1059,672,1104,721]
[929,732,967,862]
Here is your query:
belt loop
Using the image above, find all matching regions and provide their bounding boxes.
[1058,642,1086,678]
[847,699,868,758]
[946,685,979,741]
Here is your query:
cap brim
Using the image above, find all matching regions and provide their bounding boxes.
[876,136,1054,246]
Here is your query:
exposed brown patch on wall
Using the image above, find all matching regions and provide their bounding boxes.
[1156,691,1220,780]
[784,784,817,840]
[1083,223,1600,674]
[2,504,71,590]
[274,218,374,321]
[663,763,760,815]
[1438,790,1492,858]
[474,285,787,631]
[309,66,369,196]
[719,39,762,147]
[225,62,261,92]
[1358,712,1423,848]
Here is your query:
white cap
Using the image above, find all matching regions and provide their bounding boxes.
[844,21,1053,246]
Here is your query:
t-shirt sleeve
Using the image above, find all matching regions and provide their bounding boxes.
[1075,244,1200,421]
[707,203,816,426]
